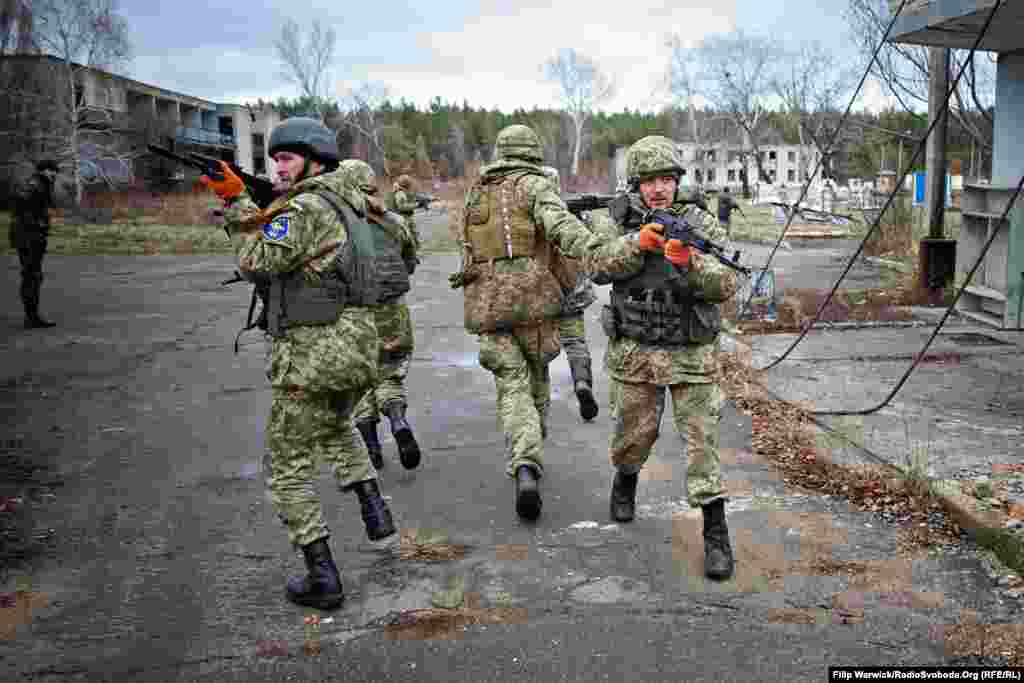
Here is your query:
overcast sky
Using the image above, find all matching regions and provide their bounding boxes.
[119,0,893,113]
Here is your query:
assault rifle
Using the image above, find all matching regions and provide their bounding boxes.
[414,192,438,210]
[644,209,751,276]
[147,144,277,209]
[148,143,275,343]
[564,193,617,217]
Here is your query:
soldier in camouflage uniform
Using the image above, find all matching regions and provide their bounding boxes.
[201,118,397,610]
[388,174,420,252]
[586,136,738,580]
[11,159,60,329]
[450,124,643,521]
[541,166,599,422]
[340,159,422,471]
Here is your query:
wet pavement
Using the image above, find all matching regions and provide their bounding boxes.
[1,220,1022,680]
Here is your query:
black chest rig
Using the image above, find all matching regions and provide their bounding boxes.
[606,198,721,347]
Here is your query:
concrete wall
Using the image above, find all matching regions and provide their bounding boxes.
[993,53,1024,188]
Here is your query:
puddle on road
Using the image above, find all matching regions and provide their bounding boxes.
[415,352,478,369]
[239,462,260,480]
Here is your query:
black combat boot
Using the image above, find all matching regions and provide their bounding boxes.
[701,499,735,580]
[356,418,384,470]
[350,479,397,542]
[285,537,344,610]
[610,471,639,522]
[23,300,55,329]
[569,358,598,421]
[383,402,421,470]
[514,465,542,521]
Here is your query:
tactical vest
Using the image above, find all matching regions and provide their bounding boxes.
[263,188,378,337]
[461,172,563,332]
[607,200,721,347]
[368,213,411,303]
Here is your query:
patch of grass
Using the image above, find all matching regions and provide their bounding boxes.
[0,220,234,256]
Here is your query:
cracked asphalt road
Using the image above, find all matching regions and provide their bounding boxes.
[1,219,1018,681]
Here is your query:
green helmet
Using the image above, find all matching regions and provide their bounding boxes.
[495,124,543,163]
[340,159,376,193]
[268,117,339,163]
[625,136,683,187]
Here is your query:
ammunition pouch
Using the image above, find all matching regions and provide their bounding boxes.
[609,287,720,347]
[265,269,351,338]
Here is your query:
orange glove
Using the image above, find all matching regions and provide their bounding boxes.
[637,223,665,252]
[665,239,693,268]
[200,161,245,201]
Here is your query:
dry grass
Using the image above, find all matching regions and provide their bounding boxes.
[717,350,964,554]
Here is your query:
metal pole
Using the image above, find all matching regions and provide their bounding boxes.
[925,47,951,239]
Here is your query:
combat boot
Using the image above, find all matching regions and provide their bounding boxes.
[24,314,56,329]
[514,465,542,521]
[350,479,397,542]
[610,470,639,522]
[356,418,384,470]
[701,499,735,580]
[569,358,598,421]
[285,537,344,610]
[383,401,421,470]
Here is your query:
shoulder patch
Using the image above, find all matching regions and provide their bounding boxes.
[263,215,290,241]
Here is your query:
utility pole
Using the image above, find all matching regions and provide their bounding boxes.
[925,47,950,239]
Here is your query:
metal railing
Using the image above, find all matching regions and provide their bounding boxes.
[175,126,235,146]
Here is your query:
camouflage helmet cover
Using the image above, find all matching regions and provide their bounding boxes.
[495,124,543,162]
[625,135,683,186]
[268,117,340,163]
[340,159,376,193]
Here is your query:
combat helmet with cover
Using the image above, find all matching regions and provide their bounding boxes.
[268,117,340,166]
[625,135,684,189]
[495,124,544,163]
[340,159,377,194]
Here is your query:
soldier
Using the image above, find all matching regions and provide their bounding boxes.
[200,117,397,610]
[388,174,420,251]
[11,159,60,329]
[716,186,745,239]
[586,136,738,580]
[450,124,638,521]
[541,165,599,422]
[340,159,422,470]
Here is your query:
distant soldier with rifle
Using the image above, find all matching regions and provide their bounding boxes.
[388,174,421,252]
[199,117,398,611]
[716,185,744,239]
[543,166,599,422]
[585,135,740,581]
[11,159,60,329]
[340,159,423,471]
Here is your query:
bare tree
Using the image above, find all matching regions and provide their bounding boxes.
[334,81,394,175]
[17,0,132,205]
[772,40,861,181]
[543,48,615,176]
[1,0,34,55]
[678,29,781,191]
[274,18,336,123]
[665,35,737,188]
[845,0,995,152]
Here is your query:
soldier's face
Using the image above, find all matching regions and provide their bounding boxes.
[639,175,677,210]
[272,151,307,186]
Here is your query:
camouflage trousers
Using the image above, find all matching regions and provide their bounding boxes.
[478,325,560,478]
[353,300,414,423]
[608,378,726,508]
[557,311,591,365]
[264,386,376,548]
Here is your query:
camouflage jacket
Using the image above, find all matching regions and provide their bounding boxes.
[388,189,417,216]
[587,193,738,384]
[11,173,56,246]
[458,158,637,333]
[222,171,378,394]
